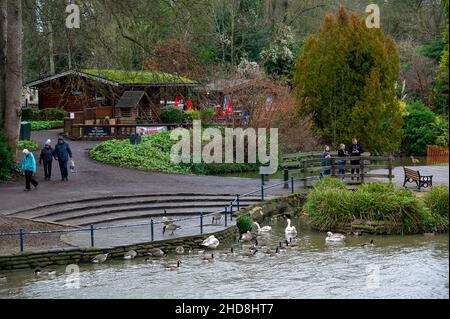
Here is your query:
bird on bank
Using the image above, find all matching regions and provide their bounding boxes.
[410,156,420,166]
[124,250,137,260]
[201,235,220,249]
[212,213,223,224]
[202,254,215,262]
[253,222,272,233]
[163,223,181,236]
[325,232,346,243]
[175,246,185,254]
[34,268,56,276]
[361,240,374,248]
[92,253,109,264]
[285,219,297,236]
[147,248,165,258]
[165,260,181,271]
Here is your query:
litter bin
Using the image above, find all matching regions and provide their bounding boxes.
[20,122,32,140]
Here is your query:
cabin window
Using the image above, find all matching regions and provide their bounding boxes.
[95,92,105,101]
[120,108,132,118]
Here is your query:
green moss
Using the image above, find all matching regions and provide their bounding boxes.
[82,69,195,84]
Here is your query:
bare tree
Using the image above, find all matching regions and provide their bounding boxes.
[4,0,22,149]
[0,0,6,129]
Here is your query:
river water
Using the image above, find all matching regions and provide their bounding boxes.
[0,219,448,299]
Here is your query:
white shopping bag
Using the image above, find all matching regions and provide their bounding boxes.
[70,159,77,173]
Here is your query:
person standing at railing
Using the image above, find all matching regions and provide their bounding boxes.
[53,137,73,182]
[347,138,364,181]
[39,139,54,181]
[337,144,348,179]
[22,149,38,191]
[320,146,332,178]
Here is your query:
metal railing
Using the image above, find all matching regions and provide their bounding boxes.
[0,174,308,253]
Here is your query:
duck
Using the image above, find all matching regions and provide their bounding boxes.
[253,222,272,233]
[175,246,185,255]
[162,209,174,225]
[147,248,165,257]
[285,219,297,236]
[361,240,374,248]
[202,253,215,262]
[325,231,346,243]
[212,213,223,224]
[201,235,220,249]
[165,260,181,271]
[92,253,108,264]
[189,248,205,255]
[123,250,137,260]
[240,231,256,242]
[163,223,181,236]
[34,268,56,276]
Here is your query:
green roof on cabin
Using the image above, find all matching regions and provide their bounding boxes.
[81,69,195,84]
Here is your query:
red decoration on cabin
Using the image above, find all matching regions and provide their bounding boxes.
[186,98,193,111]
[226,99,233,114]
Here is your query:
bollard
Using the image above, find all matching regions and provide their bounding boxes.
[284,169,289,189]
[200,212,203,234]
[224,207,228,227]
[150,219,154,241]
[236,194,240,211]
[261,184,264,201]
[261,173,265,186]
[19,229,24,253]
[230,201,233,213]
[291,177,295,194]
[90,224,95,247]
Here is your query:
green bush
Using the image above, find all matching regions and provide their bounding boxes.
[30,120,64,130]
[424,186,449,217]
[304,180,445,234]
[21,108,39,121]
[0,131,14,181]
[17,140,39,151]
[313,177,348,191]
[21,108,67,121]
[236,215,253,234]
[402,101,443,155]
[200,108,216,123]
[159,106,185,124]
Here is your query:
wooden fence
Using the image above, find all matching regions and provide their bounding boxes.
[427,145,449,165]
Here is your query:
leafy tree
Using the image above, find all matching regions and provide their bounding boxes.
[402,101,443,155]
[294,6,402,153]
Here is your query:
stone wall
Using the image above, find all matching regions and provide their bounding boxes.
[0,226,238,271]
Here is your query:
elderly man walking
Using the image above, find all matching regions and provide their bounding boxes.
[22,149,38,191]
[53,137,73,182]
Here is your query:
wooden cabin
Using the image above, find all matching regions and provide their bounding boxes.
[25,69,197,124]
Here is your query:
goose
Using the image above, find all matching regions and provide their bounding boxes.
[201,235,220,249]
[288,238,298,248]
[92,253,108,264]
[162,209,174,225]
[240,231,256,242]
[285,219,297,236]
[34,268,56,276]
[163,223,181,236]
[144,257,157,264]
[165,260,181,271]
[253,239,267,250]
[0,275,6,282]
[221,247,235,257]
[284,239,297,249]
[124,250,137,260]
[325,231,346,243]
[147,248,165,257]
[175,246,185,254]
[253,222,272,233]
[278,241,287,252]
[212,213,223,224]
[265,246,280,257]
[189,248,205,255]
[361,240,374,248]
[242,248,258,257]
[202,253,215,262]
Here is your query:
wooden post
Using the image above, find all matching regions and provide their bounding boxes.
[360,158,364,184]
[388,156,393,183]
[303,161,308,188]
[331,158,336,177]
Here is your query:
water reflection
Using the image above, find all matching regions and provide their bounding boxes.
[0,218,448,299]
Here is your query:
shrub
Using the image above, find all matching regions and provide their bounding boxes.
[185,110,201,122]
[30,120,64,130]
[200,108,216,123]
[17,140,39,151]
[0,131,14,181]
[39,108,67,120]
[424,186,449,217]
[358,182,394,193]
[159,106,185,124]
[313,177,348,191]
[236,215,253,234]
[21,108,39,121]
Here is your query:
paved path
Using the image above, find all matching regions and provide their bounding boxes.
[370,166,449,189]
[0,129,285,214]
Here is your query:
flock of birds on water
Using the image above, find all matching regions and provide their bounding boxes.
[0,218,376,281]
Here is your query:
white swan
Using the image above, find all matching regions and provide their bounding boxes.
[253,222,272,233]
[201,235,220,249]
[285,219,297,236]
[325,231,346,243]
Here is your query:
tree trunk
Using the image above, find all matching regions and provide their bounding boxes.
[48,22,55,74]
[0,0,6,130]
[4,0,22,150]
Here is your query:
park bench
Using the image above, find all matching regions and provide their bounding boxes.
[403,167,433,191]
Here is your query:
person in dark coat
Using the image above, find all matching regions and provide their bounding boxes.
[53,137,73,182]
[337,143,348,179]
[347,138,364,180]
[39,139,54,180]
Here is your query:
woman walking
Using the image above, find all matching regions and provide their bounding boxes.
[39,139,54,180]
[22,149,38,191]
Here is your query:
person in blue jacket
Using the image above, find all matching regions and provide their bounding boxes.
[22,149,38,191]
[53,137,73,182]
